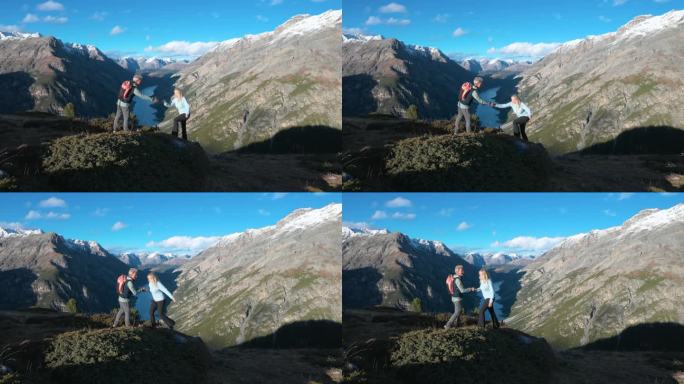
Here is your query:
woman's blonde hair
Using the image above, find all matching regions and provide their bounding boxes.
[173,88,183,99]
[479,268,490,281]
[147,272,158,285]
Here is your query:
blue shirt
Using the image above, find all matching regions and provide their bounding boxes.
[479,280,495,301]
[495,101,532,118]
[149,281,174,302]
[164,96,191,116]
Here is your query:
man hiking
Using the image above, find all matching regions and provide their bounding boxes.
[444,265,476,329]
[454,76,495,133]
[113,74,156,132]
[113,268,146,328]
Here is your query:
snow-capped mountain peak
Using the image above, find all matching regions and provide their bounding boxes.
[278,9,341,38]
[0,31,41,41]
[342,32,384,43]
[342,226,390,239]
[0,226,43,238]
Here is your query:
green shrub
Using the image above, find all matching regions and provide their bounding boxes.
[386,133,552,191]
[409,298,422,313]
[63,103,76,120]
[45,327,211,384]
[406,105,419,121]
[390,327,555,384]
[65,298,78,314]
[42,132,209,191]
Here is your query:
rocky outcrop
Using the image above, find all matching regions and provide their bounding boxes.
[169,204,342,348]
[508,204,684,349]
[519,10,684,154]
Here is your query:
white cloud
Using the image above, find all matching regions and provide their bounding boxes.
[90,11,107,21]
[492,236,566,251]
[434,14,449,23]
[25,210,42,220]
[613,0,627,6]
[391,212,416,220]
[379,2,407,13]
[371,210,388,220]
[271,193,288,200]
[25,210,70,220]
[37,0,64,11]
[39,197,66,208]
[93,208,109,217]
[598,15,612,23]
[110,25,125,35]
[617,193,634,201]
[256,15,269,22]
[0,222,27,230]
[491,41,561,58]
[366,16,410,26]
[258,209,270,216]
[270,0,283,5]
[452,27,467,37]
[386,197,412,208]
[0,25,22,32]
[344,27,365,35]
[344,221,372,230]
[146,235,221,253]
[145,40,219,57]
[603,209,617,217]
[42,15,68,24]
[457,221,471,231]
[438,208,454,217]
[111,221,127,231]
[22,13,40,23]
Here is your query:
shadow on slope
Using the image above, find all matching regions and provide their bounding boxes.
[342,74,379,117]
[235,320,342,349]
[234,125,342,154]
[0,72,35,114]
[583,322,684,352]
[342,268,383,310]
[578,126,684,155]
[488,266,526,318]
[0,269,38,310]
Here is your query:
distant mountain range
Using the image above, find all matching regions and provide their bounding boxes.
[463,252,533,268]
[116,251,192,268]
[342,227,479,312]
[459,58,532,75]
[170,204,342,348]
[0,31,131,117]
[508,204,684,348]
[164,10,342,154]
[116,56,190,74]
[342,33,472,119]
[520,10,684,154]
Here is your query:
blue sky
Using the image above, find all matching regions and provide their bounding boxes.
[343,0,684,59]
[0,0,340,57]
[0,193,340,254]
[343,193,684,255]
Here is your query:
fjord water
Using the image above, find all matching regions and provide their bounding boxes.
[133,85,159,126]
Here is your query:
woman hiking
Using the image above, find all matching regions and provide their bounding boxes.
[475,269,500,329]
[493,95,532,142]
[163,88,191,141]
[147,272,176,329]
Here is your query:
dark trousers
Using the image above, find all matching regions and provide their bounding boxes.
[150,300,175,328]
[513,116,530,142]
[478,299,500,329]
[173,114,188,140]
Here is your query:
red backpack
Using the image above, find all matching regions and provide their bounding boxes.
[460,82,473,102]
[116,274,127,295]
[446,274,456,295]
[118,81,134,102]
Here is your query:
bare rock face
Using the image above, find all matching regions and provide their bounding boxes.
[169,204,342,348]
[343,34,472,119]
[342,227,479,312]
[0,33,131,117]
[0,229,129,312]
[508,204,684,349]
[163,10,342,154]
[519,10,684,154]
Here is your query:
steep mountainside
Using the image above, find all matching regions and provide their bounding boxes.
[0,228,129,312]
[342,227,478,312]
[342,33,472,119]
[163,10,342,154]
[169,204,342,348]
[0,32,131,116]
[508,204,684,349]
[519,10,684,154]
